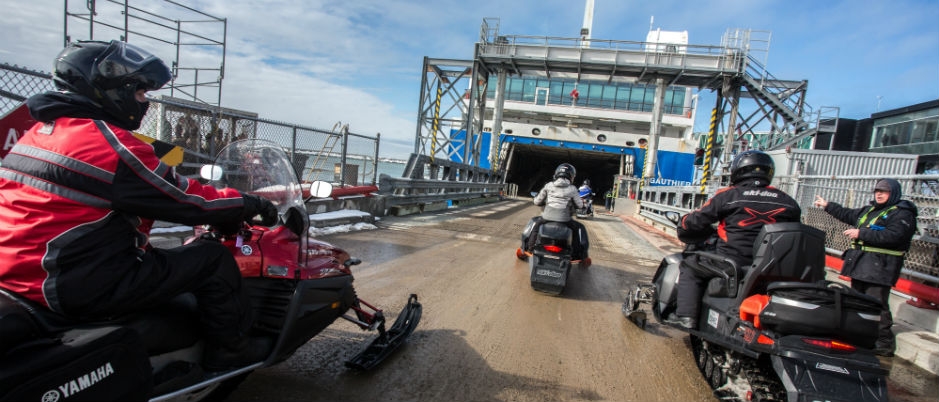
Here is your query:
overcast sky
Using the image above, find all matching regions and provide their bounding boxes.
[3,0,937,158]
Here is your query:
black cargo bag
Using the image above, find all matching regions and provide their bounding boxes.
[0,326,152,402]
[758,281,883,349]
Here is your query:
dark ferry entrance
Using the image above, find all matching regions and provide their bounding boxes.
[502,141,638,202]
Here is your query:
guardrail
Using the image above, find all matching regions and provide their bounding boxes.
[378,174,504,206]
[376,153,505,207]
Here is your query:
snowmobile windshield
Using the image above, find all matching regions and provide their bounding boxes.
[210,139,305,220]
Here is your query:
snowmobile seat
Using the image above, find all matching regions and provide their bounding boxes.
[539,221,572,242]
[734,222,827,304]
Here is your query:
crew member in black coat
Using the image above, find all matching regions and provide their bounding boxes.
[814,178,918,357]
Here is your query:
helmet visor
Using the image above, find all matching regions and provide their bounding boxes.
[94,41,172,91]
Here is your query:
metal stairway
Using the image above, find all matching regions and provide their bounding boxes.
[727,36,838,151]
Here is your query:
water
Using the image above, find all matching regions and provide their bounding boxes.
[300,155,405,184]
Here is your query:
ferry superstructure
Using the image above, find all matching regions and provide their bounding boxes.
[414,14,834,199]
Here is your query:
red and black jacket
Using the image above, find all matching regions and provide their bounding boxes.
[678,179,802,266]
[0,93,245,312]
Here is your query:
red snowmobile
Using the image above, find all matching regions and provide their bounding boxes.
[0,139,421,401]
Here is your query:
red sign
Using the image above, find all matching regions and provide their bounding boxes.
[0,103,37,160]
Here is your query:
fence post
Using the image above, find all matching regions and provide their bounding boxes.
[340,125,349,187]
[291,126,298,164]
[373,133,381,185]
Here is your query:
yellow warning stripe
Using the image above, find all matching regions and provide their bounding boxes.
[132,133,184,166]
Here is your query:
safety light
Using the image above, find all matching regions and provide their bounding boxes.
[757,334,775,345]
[543,245,563,253]
[802,338,857,352]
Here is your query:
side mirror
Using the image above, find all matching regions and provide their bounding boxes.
[664,211,682,225]
[200,165,224,181]
[308,181,333,198]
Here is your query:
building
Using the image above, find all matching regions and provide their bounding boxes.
[816,99,939,172]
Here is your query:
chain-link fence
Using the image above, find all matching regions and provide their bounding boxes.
[1,62,380,186]
[0,63,53,109]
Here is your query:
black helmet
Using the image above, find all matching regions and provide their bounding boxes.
[554,163,576,181]
[53,40,172,130]
[730,150,774,185]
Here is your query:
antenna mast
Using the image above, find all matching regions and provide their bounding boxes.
[581,0,595,48]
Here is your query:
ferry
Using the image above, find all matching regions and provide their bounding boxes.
[478,25,699,198]
[417,2,828,201]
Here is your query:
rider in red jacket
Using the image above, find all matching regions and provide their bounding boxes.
[0,40,276,370]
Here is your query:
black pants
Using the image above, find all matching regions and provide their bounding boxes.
[675,255,709,318]
[63,241,252,343]
[522,217,589,260]
[851,278,894,348]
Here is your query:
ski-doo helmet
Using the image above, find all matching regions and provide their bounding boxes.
[554,163,576,181]
[53,40,172,130]
[729,150,774,185]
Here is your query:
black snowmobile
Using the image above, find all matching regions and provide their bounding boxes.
[622,212,888,401]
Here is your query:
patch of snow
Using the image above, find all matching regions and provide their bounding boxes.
[308,210,371,220]
[309,222,378,236]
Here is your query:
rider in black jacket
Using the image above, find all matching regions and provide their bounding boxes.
[814,178,918,356]
[665,150,802,329]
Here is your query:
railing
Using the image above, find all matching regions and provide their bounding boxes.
[378,153,505,206]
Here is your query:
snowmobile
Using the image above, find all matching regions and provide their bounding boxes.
[517,218,576,295]
[0,139,421,402]
[621,212,888,401]
[576,185,594,219]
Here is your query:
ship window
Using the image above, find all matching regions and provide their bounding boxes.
[629,88,645,111]
[532,128,541,136]
[616,87,630,110]
[521,79,536,102]
[597,134,607,143]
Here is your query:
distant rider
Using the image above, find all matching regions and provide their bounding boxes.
[814,179,918,356]
[519,163,591,268]
[578,179,594,215]
[664,150,801,329]
[0,40,278,371]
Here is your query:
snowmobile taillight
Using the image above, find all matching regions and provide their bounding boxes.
[801,338,857,352]
[543,245,563,253]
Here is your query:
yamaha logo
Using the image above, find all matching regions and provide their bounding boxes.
[41,390,59,402]
[46,362,114,400]
[241,245,253,255]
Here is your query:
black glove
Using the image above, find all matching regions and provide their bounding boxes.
[213,220,243,236]
[242,194,278,226]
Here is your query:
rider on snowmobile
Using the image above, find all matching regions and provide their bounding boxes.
[0,40,277,370]
[578,179,594,215]
[664,150,801,329]
[524,163,591,267]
